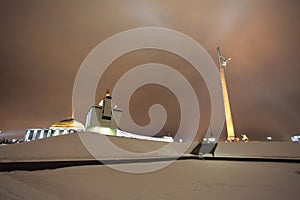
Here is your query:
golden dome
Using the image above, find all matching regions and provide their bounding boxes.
[50,117,84,130]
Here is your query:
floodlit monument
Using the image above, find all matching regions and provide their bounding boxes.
[85,90,174,142]
[85,90,122,136]
[217,47,239,142]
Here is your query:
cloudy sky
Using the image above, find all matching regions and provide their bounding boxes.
[0,0,299,141]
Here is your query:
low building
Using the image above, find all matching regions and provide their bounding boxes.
[24,117,84,142]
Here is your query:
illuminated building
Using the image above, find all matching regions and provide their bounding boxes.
[24,115,84,142]
[85,90,173,142]
[85,90,122,136]
[24,90,173,143]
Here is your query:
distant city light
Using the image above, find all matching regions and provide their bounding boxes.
[202,137,216,143]
[291,135,300,142]
[266,136,272,141]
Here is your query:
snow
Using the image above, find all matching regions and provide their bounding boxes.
[0,132,197,162]
[0,133,299,199]
[0,160,299,200]
[0,132,299,162]
[215,142,300,158]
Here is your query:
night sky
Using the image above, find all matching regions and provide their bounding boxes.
[0,0,299,141]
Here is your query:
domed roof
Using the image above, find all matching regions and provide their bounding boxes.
[50,117,84,130]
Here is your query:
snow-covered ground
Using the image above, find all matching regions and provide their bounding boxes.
[0,132,197,162]
[0,133,299,199]
[215,142,300,158]
[1,132,299,162]
[0,160,299,200]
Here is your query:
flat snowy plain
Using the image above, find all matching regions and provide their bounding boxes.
[0,160,299,200]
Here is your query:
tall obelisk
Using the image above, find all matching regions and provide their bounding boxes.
[217,47,237,142]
